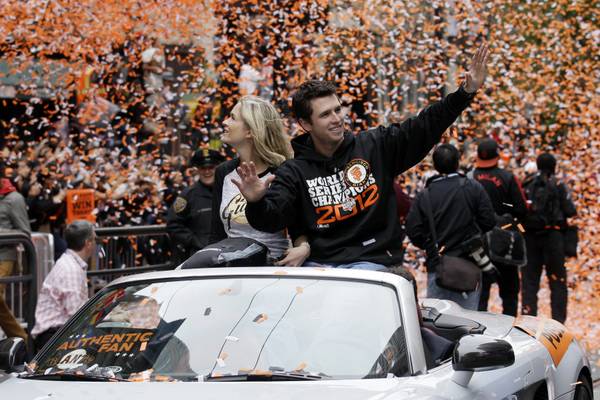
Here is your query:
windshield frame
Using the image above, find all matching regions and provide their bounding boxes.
[31,273,412,379]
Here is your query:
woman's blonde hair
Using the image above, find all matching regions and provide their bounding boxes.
[237,95,292,167]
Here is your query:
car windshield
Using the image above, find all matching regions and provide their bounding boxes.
[30,276,408,382]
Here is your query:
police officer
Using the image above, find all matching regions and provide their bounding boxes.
[471,138,528,316]
[166,149,225,264]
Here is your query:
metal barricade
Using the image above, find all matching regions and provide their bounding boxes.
[0,226,173,340]
[91,225,174,293]
[31,233,54,295]
[28,226,173,289]
[0,231,37,340]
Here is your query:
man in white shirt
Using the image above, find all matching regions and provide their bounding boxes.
[32,220,95,351]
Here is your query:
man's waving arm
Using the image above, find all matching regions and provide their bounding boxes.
[381,43,490,175]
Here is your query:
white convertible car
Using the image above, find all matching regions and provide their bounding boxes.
[0,267,593,399]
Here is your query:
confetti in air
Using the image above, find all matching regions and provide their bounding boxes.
[0,0,597,353]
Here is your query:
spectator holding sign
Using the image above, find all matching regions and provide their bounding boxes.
[66,189,96,224]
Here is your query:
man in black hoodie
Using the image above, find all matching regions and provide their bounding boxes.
[234,44,489,269]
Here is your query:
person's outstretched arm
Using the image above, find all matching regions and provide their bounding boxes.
[378,43,490,175]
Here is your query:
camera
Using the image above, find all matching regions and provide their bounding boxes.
[469,246,494,273]
[461,235,495,273]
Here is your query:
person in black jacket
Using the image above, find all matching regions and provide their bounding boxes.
[521,153,576,323]
[232,44,490,269]
[406,144,496,309]
[471,138,528,316]
[166,149,224,265]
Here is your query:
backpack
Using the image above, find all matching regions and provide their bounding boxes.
[524,174,562,230]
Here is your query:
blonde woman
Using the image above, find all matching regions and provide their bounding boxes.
[209,96,310,266]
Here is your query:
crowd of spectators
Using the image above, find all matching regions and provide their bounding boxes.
[0,75,577,256]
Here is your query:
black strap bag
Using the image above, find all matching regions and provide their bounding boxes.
[485,220,527,268]
[422,188,480,293]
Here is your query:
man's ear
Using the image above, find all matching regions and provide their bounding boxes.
[297,118,311,133]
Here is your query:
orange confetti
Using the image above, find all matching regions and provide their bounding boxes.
[0,0,597,361]
[293,362,307,371]
[253,313,268,324]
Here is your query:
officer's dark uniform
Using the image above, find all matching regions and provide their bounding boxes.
[166,150,224,264]
[471,139,528,316]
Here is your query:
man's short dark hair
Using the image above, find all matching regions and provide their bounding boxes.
[291,80,338,121]
[65,220,94,251]
[536,153,556,175]
[432,144,460,174]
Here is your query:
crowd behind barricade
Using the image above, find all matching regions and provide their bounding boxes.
[0,136,183,264]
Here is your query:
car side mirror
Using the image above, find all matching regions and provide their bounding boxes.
[451,334,514,387]
[0,337,27,372]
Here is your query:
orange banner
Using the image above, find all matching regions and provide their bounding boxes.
[66,189,96,224]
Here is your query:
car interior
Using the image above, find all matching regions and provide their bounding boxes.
[419,306,486,369]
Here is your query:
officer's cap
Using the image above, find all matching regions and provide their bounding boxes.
[191,149,225,167]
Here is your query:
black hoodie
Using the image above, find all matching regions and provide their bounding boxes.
[246,87,476,265]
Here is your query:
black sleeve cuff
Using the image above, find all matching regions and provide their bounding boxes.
[457,83,477,99]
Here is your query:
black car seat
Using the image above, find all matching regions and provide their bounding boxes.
[421,306,486,343]
[419,305,487,368]
[420,326,454,368]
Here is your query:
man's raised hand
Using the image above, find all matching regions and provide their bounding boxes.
[464,42,490,93]
[231,161,274,203]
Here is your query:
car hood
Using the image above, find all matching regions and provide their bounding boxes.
[0,376,447,400]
